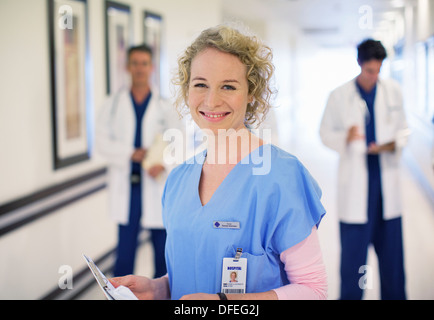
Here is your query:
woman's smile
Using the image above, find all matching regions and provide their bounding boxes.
[199,111,231,121]
[188,48,251,132]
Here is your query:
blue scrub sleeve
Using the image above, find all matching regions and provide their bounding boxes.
[270,161,326,254]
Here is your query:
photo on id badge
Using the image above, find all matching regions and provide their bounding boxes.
[221,257,247,294]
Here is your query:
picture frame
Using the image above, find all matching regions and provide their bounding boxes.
[143,11,163,95]
[48,0,90,169]
[105,0,132,95]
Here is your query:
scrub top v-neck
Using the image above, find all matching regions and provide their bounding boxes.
[162,144,326,300]
[192,150,252,209]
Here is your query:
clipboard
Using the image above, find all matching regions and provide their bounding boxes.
[83,254,138,300]
[142,133,168,171]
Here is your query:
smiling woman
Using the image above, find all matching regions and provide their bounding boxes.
[188,48,251,132]
[109,25,327,301]
[173,25,275,127]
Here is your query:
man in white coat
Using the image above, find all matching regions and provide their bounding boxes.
[320,39,409,299]
[95,44,180,277]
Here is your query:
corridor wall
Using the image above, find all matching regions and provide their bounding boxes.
[0,0,221,299]
[401,0,434,201]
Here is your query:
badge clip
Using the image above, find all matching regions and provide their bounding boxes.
[234,248,243,261]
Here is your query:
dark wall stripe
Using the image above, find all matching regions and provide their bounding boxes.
[0,168,107,237]
[0,168,106,216]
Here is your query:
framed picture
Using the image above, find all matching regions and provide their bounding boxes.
[105,1,132,95]
[48,0,90,169]
[143,11,163,95]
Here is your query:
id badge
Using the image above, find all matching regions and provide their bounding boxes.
[221,257,247,294]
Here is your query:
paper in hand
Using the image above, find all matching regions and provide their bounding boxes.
[142,133,168,171]
[83,254,138,300]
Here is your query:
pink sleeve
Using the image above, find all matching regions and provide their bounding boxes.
[272,227,328,300]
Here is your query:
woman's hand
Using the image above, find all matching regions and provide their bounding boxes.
[180,290,278,300]
[180,293,220,300]
[110,275,156,300]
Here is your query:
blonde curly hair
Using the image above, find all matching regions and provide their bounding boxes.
[172,25,275,127]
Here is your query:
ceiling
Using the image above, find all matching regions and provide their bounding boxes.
[222,0,411,48]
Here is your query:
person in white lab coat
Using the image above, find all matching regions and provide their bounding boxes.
[319,39,409,300]
[95,44,180,277]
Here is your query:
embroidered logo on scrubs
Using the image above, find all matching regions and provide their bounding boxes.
[213,221,240,229]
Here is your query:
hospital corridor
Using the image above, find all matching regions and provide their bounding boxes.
[1,0,433,302]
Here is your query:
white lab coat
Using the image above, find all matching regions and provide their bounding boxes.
[319,78,409,224]
[95,88,181,229]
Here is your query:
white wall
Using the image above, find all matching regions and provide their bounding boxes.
[0,0,222,299]
[401,0,434,195]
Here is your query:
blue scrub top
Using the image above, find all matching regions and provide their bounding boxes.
[131,91,151,175]
[356,82,384,221]
[162,144,326,300]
